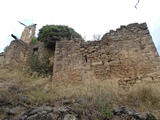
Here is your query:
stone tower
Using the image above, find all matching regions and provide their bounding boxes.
[20,24,36,44]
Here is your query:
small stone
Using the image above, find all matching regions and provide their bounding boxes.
[64,114,76,120]
[146,112,157,120]
[29,106,53,115]
[134,113,145,120]
[7,106,22,115]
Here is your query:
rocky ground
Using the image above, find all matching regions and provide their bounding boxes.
[0,101,159,120]
[0,68,160,120]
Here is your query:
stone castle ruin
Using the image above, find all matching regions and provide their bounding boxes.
[0,22,160,86]
[20,24,37,44]
[0,23,36,67]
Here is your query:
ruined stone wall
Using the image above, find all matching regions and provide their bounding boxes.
[80,23,160,85]
[0,40,53,70]
[53,38,85,82]
[0,53,5,66]
[1,22,159,85]
[0,24,37,68]
[21,24,36,44]
[53,23,160,85]
[4,40,29,67]
[31,41,55,68]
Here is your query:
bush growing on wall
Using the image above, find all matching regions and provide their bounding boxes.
[38,25,82,49]
[28,54,53,76]
[31,37,38,45]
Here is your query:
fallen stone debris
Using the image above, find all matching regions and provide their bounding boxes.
[1,104,159,120]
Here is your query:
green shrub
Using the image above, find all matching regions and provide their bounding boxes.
[38,25,81,49]
[104,106,113,119]
[31,37,38,45]
[28,54,53,76]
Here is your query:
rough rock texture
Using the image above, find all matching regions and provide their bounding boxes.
[53,23,160,85]
[32,41,54,65]
[2,105,79,120]
[0,24,37,67]
[0,22,160,85]
[53,38,84,82]
[4,40,29,67]
[2,105,159,120]
[112,106,159,120]
[21,24,36,44]
[13,105,78,120]
[0,52,5,66]
[0,40,54,69]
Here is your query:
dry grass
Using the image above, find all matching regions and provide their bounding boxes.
[0,68,160,118]
[124,83,160,117]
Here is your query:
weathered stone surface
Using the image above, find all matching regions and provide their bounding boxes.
[1,22,160,86]
[53,38,84,82]
[64,114,76,120]
[4,40,29,67]
[112,106,158,120]
[53,22,160,85]
[0,52,5,66]
[146,112,158,120]
[6,106,23,115]
[21,24,36,44]
[4,105,158,120]
[19,106,78,120]
[0,40,53,70]
[0,24,38,67]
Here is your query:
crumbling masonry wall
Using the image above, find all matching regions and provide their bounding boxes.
[80,23,160,85]
[0,24,37,67]
[53,38,85,82]
[4,40,29,67]
[53,23,160,85]
[0,22,160,86]
[21,24,36,44]
[0,53,5,66]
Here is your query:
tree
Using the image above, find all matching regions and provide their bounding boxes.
[93,34,101,41]
[38,25,82,49]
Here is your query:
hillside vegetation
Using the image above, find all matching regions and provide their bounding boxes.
[38,25,82,49]
[0,23,159,119]
[0,67,160,119]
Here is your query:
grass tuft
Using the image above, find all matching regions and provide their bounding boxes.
[0,68,160,118]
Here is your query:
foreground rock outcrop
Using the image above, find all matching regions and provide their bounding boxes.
[112,107,159,120]
[0,68,159,120]
[2,104,159,120]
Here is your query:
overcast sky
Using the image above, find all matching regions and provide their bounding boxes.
[0,0,160,53]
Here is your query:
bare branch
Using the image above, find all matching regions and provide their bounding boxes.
[18,21,27,27]
[93,34,101,41]
[135,0,140,9]
[11,34,18,40]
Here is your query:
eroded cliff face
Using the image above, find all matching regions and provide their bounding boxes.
[53,23,160,85]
